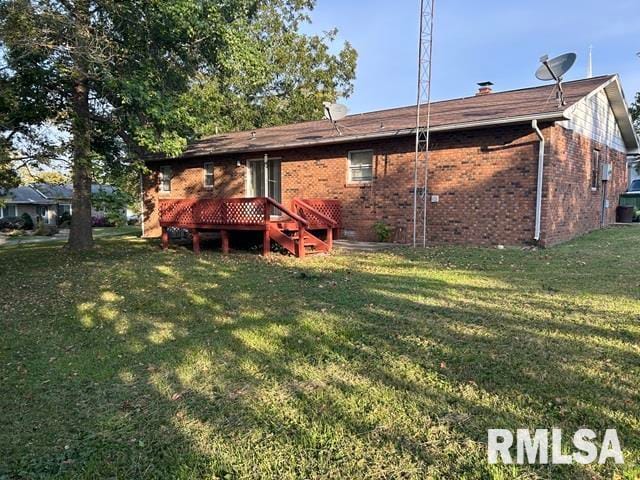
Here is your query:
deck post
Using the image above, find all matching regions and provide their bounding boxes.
[191,229,201,254]
[161,227,169,250]
[221,230,229,254]
[326,227,333,251]
[297,226,306,259]
[263,228,271,256]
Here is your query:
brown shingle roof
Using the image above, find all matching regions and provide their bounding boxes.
[175,75,614,159]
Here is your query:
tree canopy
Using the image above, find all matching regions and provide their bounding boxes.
[0,0,357,249]
[630,92,640,134]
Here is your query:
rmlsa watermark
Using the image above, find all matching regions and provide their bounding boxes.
[487,428,624,465]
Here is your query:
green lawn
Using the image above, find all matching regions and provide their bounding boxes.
[1,227,639,479]
[0,226,142,247]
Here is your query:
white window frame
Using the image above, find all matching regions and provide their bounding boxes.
[36,205,49,224]
[59,203,72,215]
[159,166,172,193]
[347,149,374,183]
[0,204,17,218]
[203,162,214,189]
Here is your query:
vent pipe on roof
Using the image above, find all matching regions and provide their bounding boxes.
[476,81,494,95]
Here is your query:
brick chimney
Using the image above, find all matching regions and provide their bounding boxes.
[476,81,494,95]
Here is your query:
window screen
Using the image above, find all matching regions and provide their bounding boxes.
[204,163,214,188]
[160,166,172,192]
[348,150,374,182]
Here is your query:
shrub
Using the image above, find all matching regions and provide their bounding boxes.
[373,221,393,242]
[20,212,34,230]
[58,211,71,226]
[105,210,126,227]
[92,189,131,227]
[0,216,26,231]
[634,209,640,222]
[92,216,113,227]
[33,220,59,236]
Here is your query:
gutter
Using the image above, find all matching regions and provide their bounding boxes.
[532,119,545,242]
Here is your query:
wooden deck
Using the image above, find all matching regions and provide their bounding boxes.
[159,197,341,258]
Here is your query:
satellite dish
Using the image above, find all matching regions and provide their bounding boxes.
[323,102,348,122]
[535,52,577,107]
[536,53,576,81]
[323,102,348,136]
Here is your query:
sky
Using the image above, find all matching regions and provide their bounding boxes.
[301,0,640,114]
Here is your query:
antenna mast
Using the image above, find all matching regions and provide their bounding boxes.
[412,0,435,247]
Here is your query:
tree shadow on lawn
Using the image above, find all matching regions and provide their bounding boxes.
[1,236,638,479]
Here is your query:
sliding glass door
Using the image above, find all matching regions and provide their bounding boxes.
[247,157,281,204]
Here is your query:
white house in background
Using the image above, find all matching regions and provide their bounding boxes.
[0,184,116,224]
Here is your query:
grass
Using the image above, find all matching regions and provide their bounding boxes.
[1,227,639,479]
[0,226,141,247]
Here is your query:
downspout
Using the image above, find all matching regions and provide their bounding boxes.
[532,120,545,242]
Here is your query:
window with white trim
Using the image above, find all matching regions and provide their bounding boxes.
[348,150,374,182]
[159,166,172,192]
[0,204,17,218]
[58,203,72,216]
[204,162,214,188]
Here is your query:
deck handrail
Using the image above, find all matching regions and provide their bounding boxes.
[267,197,309,227]
[292,197,338,227]
[159,197,310,228]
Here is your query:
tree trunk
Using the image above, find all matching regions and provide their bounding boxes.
[67,75,94,250]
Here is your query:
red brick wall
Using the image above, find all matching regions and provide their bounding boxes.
[425,125,540,245]
[144,123,627,247]
[142,159,246,237]
[539,125,628,246]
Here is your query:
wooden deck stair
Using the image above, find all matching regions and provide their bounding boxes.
[159,197,340,258]
[268,222,330,258]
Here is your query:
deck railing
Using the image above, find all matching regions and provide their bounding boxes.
[291,198,340,228]
[159,197,310,228]
[159,197,340,257]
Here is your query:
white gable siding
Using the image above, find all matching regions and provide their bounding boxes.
[561,89,626,153]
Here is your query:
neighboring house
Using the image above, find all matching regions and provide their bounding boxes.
[142,74,639,249]
[629,158,640,190]
[0,184,116,225]
[0,186,57,224]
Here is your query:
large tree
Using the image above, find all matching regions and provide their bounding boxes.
[0,0,356,250]
[631,92,640,133]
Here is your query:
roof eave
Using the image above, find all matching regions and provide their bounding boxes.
[2,200,56,205]
[583,74,640,152]
[149,111,568,161]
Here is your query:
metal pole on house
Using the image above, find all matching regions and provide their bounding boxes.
[413,0,435,247]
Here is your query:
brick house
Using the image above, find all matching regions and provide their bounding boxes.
[142,75,638,252]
